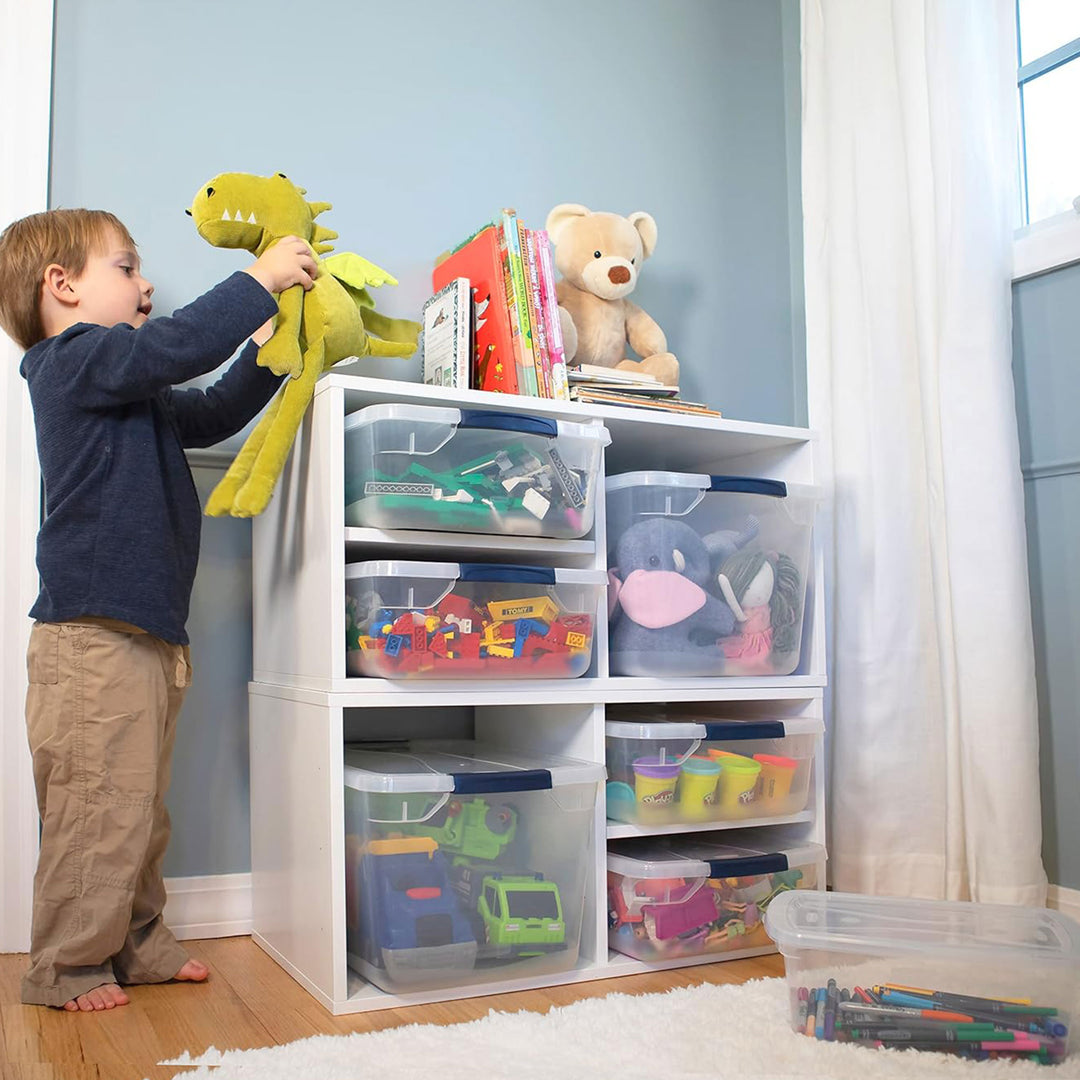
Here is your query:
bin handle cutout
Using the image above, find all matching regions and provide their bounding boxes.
[366,791,451,825]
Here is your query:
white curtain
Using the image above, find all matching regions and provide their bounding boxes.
[802,0,1048,904]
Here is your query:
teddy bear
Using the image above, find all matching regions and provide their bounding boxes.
[545,203,679,387]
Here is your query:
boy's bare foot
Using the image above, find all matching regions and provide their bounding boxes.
[62,983,130,1012]
[174,958,209,982]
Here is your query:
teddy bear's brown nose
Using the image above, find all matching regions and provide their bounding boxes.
[608,265,631,285]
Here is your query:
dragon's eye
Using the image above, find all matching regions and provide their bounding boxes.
[277,172,287,179]
[206,187,214,197]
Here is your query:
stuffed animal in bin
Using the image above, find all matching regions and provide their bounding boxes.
[545,203,678,387]
[608,518,735,658]
[188,171,421,517]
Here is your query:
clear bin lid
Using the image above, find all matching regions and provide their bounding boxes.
[344,402,610,443]
[765,890,1080,964]
[345,561,607,586]
[605,716,824,741]
[605,470,819,502]
[608,834,823,879]
[343,740,605,794]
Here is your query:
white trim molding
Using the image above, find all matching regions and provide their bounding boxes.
[0,0,53,954]
[1013,207,1080,282]
[162,873,252,941]
[1047,883,1080,924]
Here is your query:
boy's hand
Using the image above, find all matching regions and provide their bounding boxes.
[244,236,318,295]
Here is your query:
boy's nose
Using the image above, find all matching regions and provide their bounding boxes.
[143,279,154,297]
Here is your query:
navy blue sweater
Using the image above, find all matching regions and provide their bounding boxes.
[20,271,280,644]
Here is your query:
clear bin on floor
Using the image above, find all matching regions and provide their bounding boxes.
[604,714,821,825]
[765,890,1080,1064]
[345,560,606,679]
[607,831,824,962]
[343,741,604,994]
[344,403,610,538]
[605,472,819,676]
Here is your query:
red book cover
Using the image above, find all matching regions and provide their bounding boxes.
[433,226,519,395]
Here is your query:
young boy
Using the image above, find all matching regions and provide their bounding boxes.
[0,208,317,1012]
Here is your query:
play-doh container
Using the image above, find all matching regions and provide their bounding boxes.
[607,831,824,963]
[605,713,821,825]
[765,890,1080,1063]
[344,404,610,538]
[345,560,605,679]
[605,471,819,676]
[344,741,603,994]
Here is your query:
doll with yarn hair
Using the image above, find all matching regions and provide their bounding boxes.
[716,549,802,670]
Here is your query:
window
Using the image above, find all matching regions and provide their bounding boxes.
[1016,1,1080,226]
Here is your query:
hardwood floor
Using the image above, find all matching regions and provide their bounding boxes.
[0,938,784,1080]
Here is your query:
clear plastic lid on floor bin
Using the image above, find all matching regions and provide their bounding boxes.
[343,403,610,538]
[604,472,820,677]
[344,560,606,680]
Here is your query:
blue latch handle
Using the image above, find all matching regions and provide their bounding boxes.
[459,410,559,438]
[701,721,786,740]
[708,475,787,498]
[705,852,789,878]
[457,563,556,584]
[452,769,553,793]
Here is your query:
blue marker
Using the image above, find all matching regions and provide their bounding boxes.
[815,988,827,1039]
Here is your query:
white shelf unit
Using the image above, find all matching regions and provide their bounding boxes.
[249,373,826,1015]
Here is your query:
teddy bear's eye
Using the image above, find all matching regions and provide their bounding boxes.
[593,250,602,259]
[631,258,636,265]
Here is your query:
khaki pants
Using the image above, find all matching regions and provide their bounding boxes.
[21,620,193,1006]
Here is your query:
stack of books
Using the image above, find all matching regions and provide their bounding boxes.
[569,365,721,417]
[427,210,569,399]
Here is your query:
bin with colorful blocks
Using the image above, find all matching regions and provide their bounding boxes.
[607,831,824,963]
[604,471,819,676]
[343,741,604,993]
[765,890,1080,1064]
[604,712,821,825]
[345,561,605,679]
[344,403,610,538]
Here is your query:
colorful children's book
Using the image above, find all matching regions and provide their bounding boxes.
[433,226,519,394]
[421,277,471,389]
[536,229,570,400]
[500,208,539,396]
[522,227,552,397]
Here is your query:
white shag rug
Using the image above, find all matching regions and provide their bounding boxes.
[160,977,1076,1080]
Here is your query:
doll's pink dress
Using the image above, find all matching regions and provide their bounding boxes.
[720,605,773,664]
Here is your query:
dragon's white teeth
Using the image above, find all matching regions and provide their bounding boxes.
[221,209,230,221]
[247,213,256,224]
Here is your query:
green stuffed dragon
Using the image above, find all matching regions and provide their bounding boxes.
[188,171,420,517]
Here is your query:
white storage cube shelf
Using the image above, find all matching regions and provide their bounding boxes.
[344,403,610,538]
[344,561,605,680]
[606,472,819,677]
[607,831,825,964]
[604,715,821,827]
[765,891,1080,1065]
[343,742,602,995]
[249,374,825,1014]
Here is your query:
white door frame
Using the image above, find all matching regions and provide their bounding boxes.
[0,0,53,952]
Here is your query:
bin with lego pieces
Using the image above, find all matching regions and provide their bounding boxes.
[343,741,604,993]
[605,471,819,676]
[345,560,605,679]
[765,890,1080,1064]
[603,709,821,826]
[607,829,824,963]
[344,404,610,538]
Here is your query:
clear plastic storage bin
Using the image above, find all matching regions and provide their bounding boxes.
[765,890,1080,1064]
[608,831,824,963]
[345,560,605,679]
[605,472,819,676]
[344,404,610,538]
[343,741,603,994]
[604,714,821,825]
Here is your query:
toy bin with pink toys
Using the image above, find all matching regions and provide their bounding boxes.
[343,403,610,538]
[345,560,606,679]
[607,830,824,964]
[604,471,819,677]
[604,711,821,826]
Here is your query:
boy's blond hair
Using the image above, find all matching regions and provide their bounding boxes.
[0,208,137,349]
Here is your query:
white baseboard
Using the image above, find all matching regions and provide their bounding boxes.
[1047,883,1080,922]
[163,873,251,941]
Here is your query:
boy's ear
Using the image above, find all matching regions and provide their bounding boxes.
[43,263,79,306]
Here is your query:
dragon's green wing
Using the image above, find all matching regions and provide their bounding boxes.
[323,252,399,291]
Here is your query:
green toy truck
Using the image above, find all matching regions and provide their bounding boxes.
[477,872,566,957]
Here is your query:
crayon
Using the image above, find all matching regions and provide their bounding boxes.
[804,990,817,1037]
[824,979,838,1041]
[815,988,826,1039]
[796,987,809,1030]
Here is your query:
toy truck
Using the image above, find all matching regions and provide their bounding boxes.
[352,837,477,985]
[476,872,566,958]
[405,797,517,861]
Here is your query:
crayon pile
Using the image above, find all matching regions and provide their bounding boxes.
[795,980,1069,1065]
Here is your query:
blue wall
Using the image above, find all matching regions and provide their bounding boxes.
[49,0,803,876]
[1012,262,1080,891]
